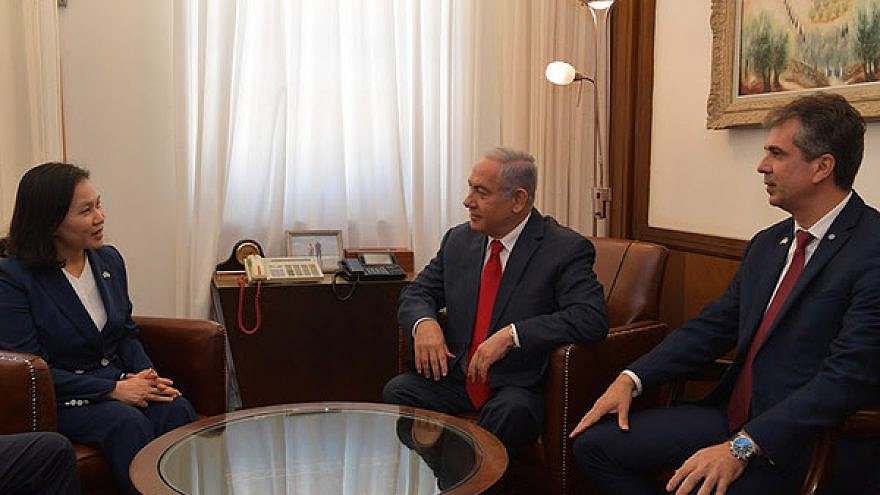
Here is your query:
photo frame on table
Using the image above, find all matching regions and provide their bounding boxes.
[285,230,343,273]
[708,0,880,129]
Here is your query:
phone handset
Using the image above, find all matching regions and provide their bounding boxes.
[239,254,265,335]
[332,258,364,302]
[339,258,366,279]
[245,254,269,283]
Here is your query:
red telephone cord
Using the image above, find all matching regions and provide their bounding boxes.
[237,275,262,334]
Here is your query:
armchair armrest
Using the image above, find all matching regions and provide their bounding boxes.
[800,405,880,495]
[840,406,880,435]
[0,350,57,434]
[134,316,227,416]
[542,321,667,470]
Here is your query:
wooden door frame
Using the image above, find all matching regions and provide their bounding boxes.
[610,0,746,259]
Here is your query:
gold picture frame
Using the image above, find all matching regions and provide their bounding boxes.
[285,230,343,273]
[708,0,880,129]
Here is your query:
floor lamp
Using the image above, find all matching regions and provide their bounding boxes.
[545,0,616,237]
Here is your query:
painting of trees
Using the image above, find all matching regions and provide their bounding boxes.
[742,12,790,92]
[853,4,880,81]
[738,0,880,95]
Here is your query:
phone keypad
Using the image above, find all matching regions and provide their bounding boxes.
[284,264,321,277]
[363,264,407,279]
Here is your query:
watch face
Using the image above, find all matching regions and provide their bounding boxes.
[235,242,262,265]
[730,435,755,460]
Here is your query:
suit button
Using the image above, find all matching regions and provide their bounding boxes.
[100,358,110,366]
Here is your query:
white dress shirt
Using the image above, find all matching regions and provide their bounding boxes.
[62,255,108,331]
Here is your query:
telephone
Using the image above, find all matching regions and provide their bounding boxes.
[244,255,324,284]
[338,252,407,281]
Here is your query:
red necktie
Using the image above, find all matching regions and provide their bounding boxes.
[727,229,814,431]
[467,239,504,409]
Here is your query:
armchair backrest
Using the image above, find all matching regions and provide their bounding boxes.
[134,316,228,416]
[0,350,57,434]
[588,237,668,327]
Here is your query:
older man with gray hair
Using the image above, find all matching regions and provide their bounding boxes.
[384,145,609,452]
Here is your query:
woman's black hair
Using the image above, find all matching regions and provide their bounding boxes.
[3,162,90,269]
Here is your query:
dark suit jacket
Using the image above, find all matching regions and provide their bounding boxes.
[0,246,153,406]
[630,192,880,467]
[399,210,609,389]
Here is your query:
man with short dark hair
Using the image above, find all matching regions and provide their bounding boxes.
[384,146,608,452]
[0,432,80,494]
[571,93,880,494]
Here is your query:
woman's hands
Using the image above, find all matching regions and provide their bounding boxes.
[106,368,181,408]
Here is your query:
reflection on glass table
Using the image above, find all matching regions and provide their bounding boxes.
[137,403,507,495]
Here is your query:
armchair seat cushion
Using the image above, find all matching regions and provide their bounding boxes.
[74,444,115,495]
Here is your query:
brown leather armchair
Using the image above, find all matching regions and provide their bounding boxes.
[509,237,669,495]
[0,316,227,495]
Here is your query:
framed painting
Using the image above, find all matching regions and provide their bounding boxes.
[708,0,880,128]
[285,230,343,273]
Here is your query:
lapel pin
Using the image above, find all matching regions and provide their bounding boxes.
[102,271,111,279]
[779,238,789,245]
[827,233,836,240]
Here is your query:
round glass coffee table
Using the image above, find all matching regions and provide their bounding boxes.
[131,402,507,494]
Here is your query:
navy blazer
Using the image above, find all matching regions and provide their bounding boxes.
[399,210,609,389]
[0,246,153,406]
[629,193,880,467]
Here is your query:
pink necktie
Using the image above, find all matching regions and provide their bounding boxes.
[727,229,814,431]
[467,239,503,409]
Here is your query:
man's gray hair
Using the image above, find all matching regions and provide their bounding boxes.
[485,146,537,203]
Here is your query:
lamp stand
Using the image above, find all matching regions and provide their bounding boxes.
[587,2,613,237]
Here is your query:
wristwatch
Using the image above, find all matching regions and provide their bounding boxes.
[729,432,757,461]
[507,326,519,348]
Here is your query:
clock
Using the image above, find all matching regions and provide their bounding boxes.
[235,241,263,265]
[216,239,265,272]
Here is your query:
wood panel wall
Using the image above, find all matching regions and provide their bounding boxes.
[659,249,741,331]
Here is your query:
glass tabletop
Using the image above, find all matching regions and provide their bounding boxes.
[158,406,483,495]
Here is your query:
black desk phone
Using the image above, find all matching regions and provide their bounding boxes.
[339,252,407,281]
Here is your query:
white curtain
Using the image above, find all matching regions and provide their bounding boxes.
[0,0,63,230]
[173,0,595,318]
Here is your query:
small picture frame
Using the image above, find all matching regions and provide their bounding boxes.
[286,230,343,273]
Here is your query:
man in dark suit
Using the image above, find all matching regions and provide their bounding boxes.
[571,93,880,494]
[383,146,609,452]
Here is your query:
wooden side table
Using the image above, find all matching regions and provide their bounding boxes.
[212,273,410,407]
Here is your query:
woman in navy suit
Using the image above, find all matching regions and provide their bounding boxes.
[0,163,196,493]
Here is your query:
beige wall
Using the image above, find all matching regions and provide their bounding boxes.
[650,0,880,240]
[59,0,179,316]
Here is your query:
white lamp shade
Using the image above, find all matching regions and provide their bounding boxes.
[545,61,576,86]
[586,0,615,10]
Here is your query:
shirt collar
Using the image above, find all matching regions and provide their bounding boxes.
[796,191,852,242]
[489,210,532,253]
